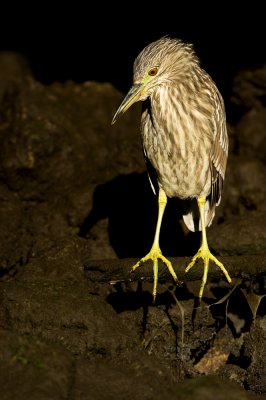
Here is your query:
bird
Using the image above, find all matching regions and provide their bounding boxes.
[111,36,231,301]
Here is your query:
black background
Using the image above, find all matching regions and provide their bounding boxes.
[0,3,265,104]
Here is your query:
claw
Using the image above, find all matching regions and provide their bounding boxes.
[185,245,232,298]
[131,245,179,302]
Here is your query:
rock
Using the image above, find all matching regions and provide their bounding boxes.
[230,66,266,162]
[0,184,30,276]
[0,52,266,399]
[231,66,266,110]
[0,329,73,400]
[0,52,144,273]
[243,318,266,394]
[223,156,266,215]
[4,329,258,400]
[171,375,262,400]
[209,212,266,256]
[71,358,175,400]
[235,107,266,163]
[0,247,140,359]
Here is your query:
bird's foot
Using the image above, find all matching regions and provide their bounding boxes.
[131,244,179,302]
[185,245,232,299]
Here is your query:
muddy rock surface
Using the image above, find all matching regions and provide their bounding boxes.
[0,53,266,399]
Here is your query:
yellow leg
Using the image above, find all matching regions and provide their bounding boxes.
[131,188,179,302]
[185,196,232,298]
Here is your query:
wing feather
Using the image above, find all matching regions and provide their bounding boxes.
[209,90,228,207]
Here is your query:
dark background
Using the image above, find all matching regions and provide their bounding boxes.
[0,3,265,106]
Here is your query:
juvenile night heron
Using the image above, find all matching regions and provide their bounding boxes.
[112,36,231,300]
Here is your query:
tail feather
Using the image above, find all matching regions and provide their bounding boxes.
[182,198,215,232]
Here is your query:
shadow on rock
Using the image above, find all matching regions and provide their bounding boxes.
[106,281,194,314]
[79,172,201,258]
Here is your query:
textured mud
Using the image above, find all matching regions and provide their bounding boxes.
[0,53,266,399]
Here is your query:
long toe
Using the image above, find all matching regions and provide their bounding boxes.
[130,245,179,301]
[185,246,231,298]
[209,253,232,284]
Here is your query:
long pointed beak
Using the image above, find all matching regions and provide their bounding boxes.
[111,83,143,125]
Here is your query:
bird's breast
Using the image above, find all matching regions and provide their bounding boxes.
[141,101,212,199]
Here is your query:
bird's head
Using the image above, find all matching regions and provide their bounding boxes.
[111,36,198,124]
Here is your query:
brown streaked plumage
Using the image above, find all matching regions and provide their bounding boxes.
[112,36,231,301]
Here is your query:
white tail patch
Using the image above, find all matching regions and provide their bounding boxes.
[182,199,215,232]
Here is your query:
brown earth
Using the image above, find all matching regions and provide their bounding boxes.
[0,52,266,399]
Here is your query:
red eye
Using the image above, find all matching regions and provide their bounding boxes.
[148,67,158,76]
